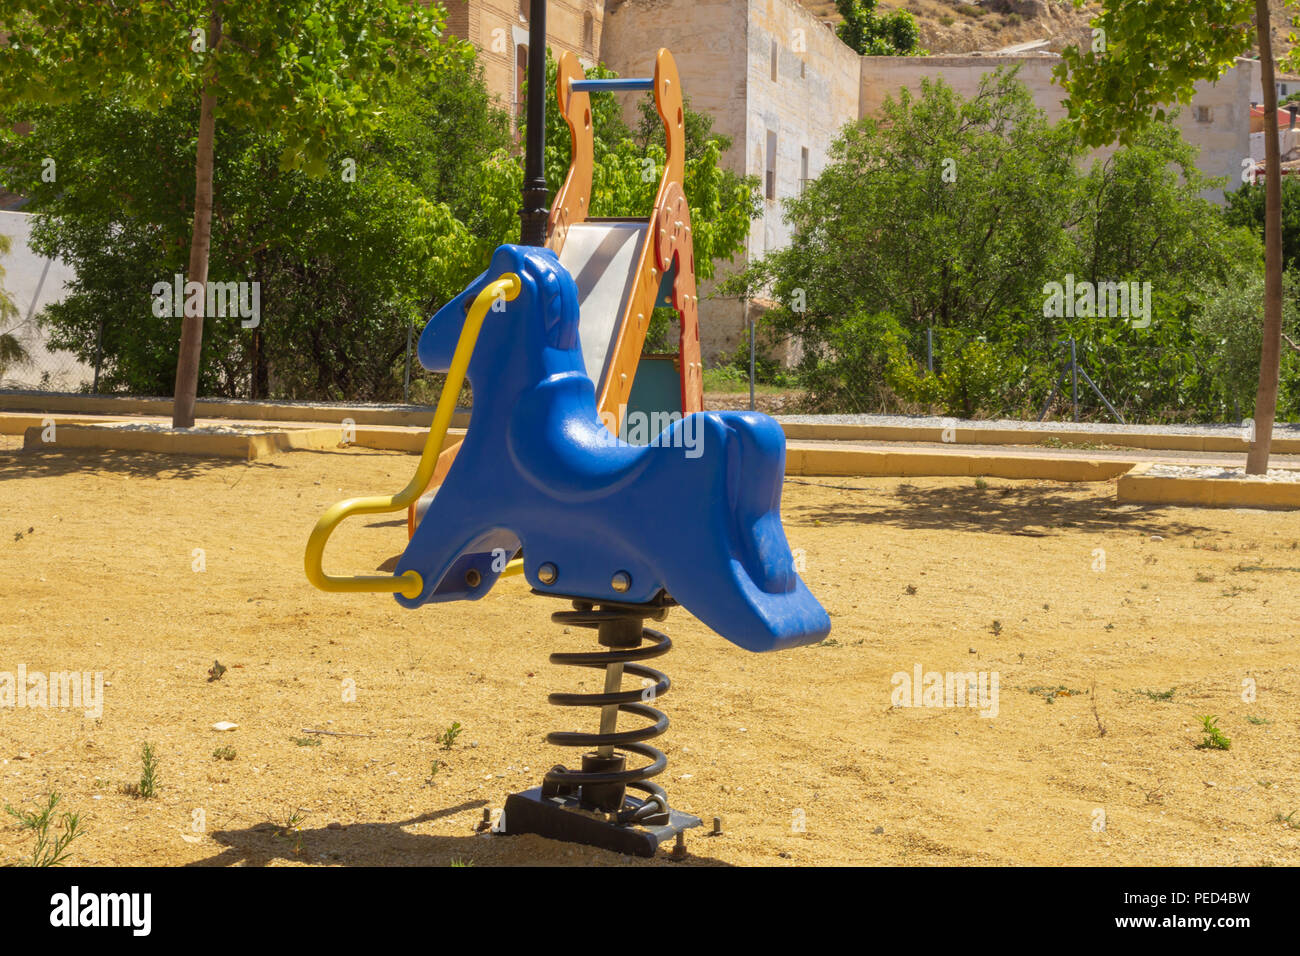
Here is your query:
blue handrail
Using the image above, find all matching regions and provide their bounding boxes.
[571,78,653,93]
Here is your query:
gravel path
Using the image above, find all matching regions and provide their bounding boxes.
[789,438,1300,469]
[1145,463,1300,482]
[774,412,1300,440]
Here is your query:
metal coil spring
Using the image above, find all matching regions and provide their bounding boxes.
[544,601,673,823]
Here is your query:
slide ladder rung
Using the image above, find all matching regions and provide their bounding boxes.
[571,78,653,93]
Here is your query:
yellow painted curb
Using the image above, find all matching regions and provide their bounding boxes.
[7,394,1287,455]
[21,424,343,460]
[0,412,123,435]
[777,421,1299,455]
[19,422,466,460]
[348,427,464,454]
[786,443,1133,482]
[1117,462,1300,509]
[0,393,470,430]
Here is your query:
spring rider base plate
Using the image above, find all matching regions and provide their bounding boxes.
[502,787,702,858]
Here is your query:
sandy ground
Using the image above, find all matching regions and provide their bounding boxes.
[1,440,1298,867]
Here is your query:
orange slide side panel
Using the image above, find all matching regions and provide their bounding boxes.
[548,52,594,261]
[595,49,703,419]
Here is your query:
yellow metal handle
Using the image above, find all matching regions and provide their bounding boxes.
[305,273,522,597]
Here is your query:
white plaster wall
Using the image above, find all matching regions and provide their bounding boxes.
[1187,59,1257,201]
[858,53,1256,203]
[601,0,754,363]
[0,211,87,391]
[743,0,860,258]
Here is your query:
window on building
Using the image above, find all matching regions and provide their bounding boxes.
[770,40,778,82]
[800,146,809,195]
[765,130,777,200]
[800,60,806,80]
[583,12,594,54]
[1195,105,1213,124]
[516,44,528,126]
[519,0,528,20]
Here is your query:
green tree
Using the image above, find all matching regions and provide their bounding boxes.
[0,48,518,399]
[1224,174,1300,272]
[723,71,1081,413]
[1195,268,1300,420]
[1056,0,1294,470]
[0,0,451,425]
[835,0,923,56]
[1059,120,1263,420]
[723,72,1259,421]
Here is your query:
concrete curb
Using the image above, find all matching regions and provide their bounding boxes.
[21,423,342,460]
[350,427,462,454]
[12,416,1130,481]
[786,443,1135,481]
[17,422,467,460]
[1117,462,1300,509]
[1,413,121,434]
[778,421,1300,454]
[4,394,1286,454]
[0,392,471,429]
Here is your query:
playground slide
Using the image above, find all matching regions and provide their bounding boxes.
[408,49,704,535]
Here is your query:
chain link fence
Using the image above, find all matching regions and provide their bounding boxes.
[0,210,95,393]
[0,313,96,393]
[734,312,1258,426]
[0,308,460,409]
[1,208,470,409]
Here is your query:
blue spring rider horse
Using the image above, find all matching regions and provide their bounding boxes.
[394,243,829,653]
[307,242,829,855]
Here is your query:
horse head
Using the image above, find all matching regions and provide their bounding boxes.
[418,244,588,422]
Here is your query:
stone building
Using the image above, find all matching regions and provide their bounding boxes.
[597,3,1258,363]
[859,53,1257,205]
[439,0,606,123]
[601,0,861,361]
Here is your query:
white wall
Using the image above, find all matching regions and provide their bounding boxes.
[0,211,87,391]
[859,53,1256,203]
[743,0,860,258]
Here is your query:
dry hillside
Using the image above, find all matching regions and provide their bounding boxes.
[801,0,1296,59]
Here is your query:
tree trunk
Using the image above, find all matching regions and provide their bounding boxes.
[251,326,269,399]
[172,3,222,428]
[1248,0,1284,474]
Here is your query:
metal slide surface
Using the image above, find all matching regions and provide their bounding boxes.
[556,220,648,396]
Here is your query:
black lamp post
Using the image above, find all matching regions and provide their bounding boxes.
[519,0,549,246]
